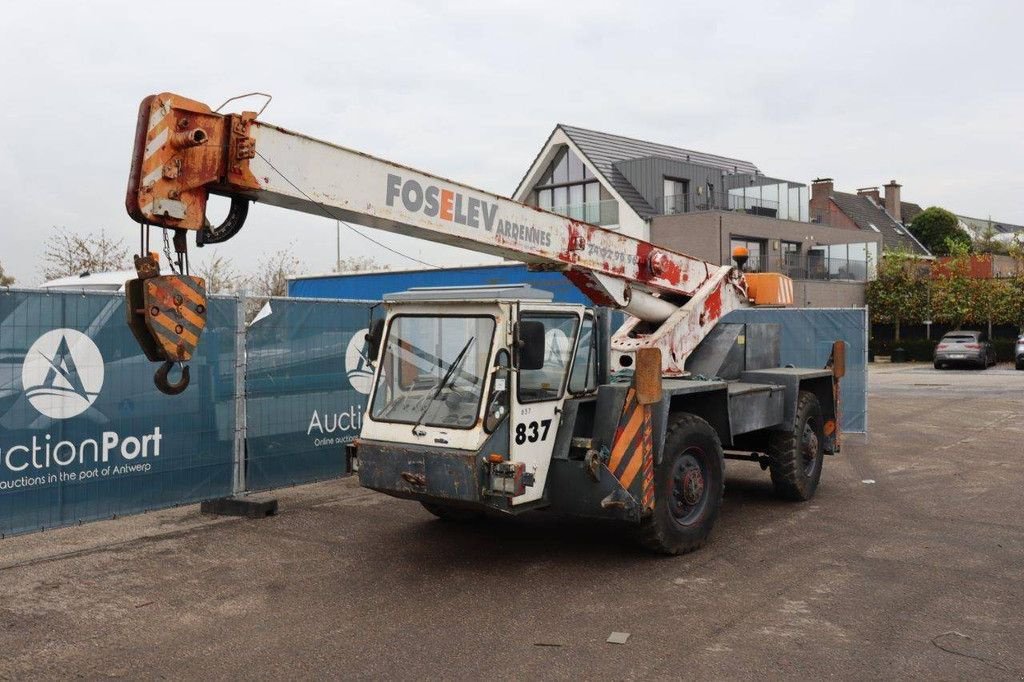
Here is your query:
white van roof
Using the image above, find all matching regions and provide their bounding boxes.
[40,270,140,293]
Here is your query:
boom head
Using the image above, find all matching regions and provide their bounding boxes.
[125,93,259,234]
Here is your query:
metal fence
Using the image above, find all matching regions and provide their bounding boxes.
[244,297,376,490]
[0,288,374,537]
[1,287,866,537]
[0,289,239,536]
[724,307,868,433]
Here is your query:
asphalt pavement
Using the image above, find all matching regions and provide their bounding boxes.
[2,364,1023,680]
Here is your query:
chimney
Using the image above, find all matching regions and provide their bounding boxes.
[857,187,880,203]
[811,177,833,203]
[884,179,902,222]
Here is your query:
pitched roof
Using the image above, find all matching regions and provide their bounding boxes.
[900,201,923,225]
[957,214,1024,236]
[830,191,930,255]
[557,125,759,218]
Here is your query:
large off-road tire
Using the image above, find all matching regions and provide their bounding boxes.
[768,391,824,501]
[420,501,484,522]
[635,413,725,555]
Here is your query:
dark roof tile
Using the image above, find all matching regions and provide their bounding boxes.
[558,125,759,218]
[831,191,930,255]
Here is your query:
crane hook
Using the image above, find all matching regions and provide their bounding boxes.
[154,360,190,395]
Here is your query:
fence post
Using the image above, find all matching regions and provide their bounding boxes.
[232,290,247,495]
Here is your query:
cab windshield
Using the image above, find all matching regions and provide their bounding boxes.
[370,315,495,429]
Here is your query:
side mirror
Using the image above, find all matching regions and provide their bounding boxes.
[514,320,545,371]
[365,318,386,363]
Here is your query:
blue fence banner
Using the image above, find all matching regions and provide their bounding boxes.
[1,286,868,538]
[244,297,375,491]
[724,307,868,432]
[0,288,238,537]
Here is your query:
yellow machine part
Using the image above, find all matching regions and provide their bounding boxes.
[744,273,794,306]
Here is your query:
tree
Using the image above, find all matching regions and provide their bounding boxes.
[930,241,978,330]
[41,227,131,281]
[865,249,927,340]
[973,222,1008,255]
[908,207,971,256]
[334,255,383,273]
[244,247,302,321]
[194,252,243,295]
[0,261,13,287]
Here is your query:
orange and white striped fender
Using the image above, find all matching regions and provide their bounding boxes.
[599,386,656,513]
[125,93,259,230]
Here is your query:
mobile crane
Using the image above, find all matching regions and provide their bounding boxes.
[124,92,844,554]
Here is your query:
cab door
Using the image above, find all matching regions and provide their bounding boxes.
[510,306,581,506]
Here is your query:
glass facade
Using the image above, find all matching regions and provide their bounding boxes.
[730,236,767,272]
[534,146,617,226]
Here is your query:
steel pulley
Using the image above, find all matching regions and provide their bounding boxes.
[126,230,207,396]
[196,196,249,246]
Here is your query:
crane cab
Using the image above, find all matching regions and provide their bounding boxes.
[356,285,599,511]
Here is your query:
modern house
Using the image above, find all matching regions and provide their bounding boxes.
[808,178,930,256]
[513,125,882,307]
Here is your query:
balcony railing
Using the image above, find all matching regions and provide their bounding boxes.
[656,191,781,218]
[738,253,873,282]
[547,199,619,226]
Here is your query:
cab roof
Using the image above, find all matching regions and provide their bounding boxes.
[384,284,555,303]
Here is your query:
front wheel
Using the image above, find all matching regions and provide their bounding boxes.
[635,413,725,555]
[768,391,825,501]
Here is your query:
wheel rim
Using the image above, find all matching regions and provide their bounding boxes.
[801,419,820,477]
[670,448,709,526]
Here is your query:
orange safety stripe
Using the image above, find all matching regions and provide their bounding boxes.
[608,406,643,473]
[152,313,198,347]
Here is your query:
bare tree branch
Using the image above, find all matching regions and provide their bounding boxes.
[0,261,14,287]
[335,255,384,273]
[194,251,244,295]
[244,248,303,322]
[40,227,131,281]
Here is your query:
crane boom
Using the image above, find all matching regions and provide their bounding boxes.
[124,92,792,392]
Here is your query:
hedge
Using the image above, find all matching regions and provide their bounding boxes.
[870,338,1020,362]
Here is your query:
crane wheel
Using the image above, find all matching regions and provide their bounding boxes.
[767,391,824,501]
[635,413,725,555]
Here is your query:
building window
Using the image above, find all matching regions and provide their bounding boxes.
[730,237,767,272]
[535,146,606,224]
[781,240,801,266]
[663,178,689,214]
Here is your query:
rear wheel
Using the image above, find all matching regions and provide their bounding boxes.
[635,413,725,555]
[420,502,484,522]
[768,391,824,501]
[933,361,942,369]
[1017,359,1024,371]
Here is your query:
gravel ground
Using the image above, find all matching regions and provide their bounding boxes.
[2,364,1023,680]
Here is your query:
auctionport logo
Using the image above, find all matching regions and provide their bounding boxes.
[21,329,104,419]
[345,328,373,395]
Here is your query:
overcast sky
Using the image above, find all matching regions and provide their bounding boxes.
[2,0,1022,285]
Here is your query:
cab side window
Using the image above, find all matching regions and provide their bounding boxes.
[517,313,579,402]
[569,314,597,394]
